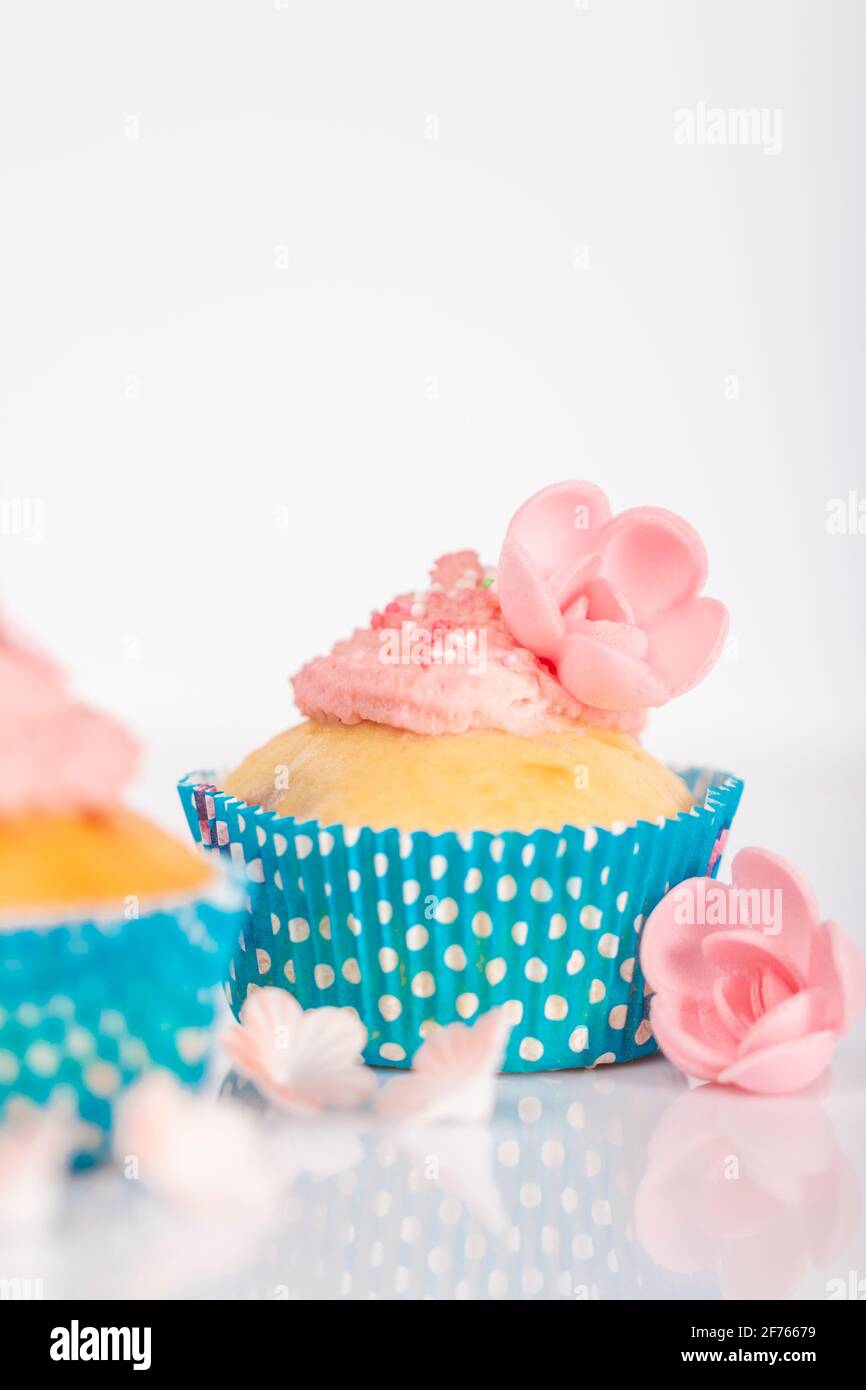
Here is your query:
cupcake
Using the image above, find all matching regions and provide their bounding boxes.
[0,623,243,1162]
[180,482,742,1071]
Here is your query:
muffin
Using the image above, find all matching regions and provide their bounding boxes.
[181,482,742,1071]
[224,723,692,837]
[0,622,243,1162]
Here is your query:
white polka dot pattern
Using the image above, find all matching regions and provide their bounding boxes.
[180,767,743,1074]
[1,860,247,1164]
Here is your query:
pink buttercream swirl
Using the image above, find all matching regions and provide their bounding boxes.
[293,551,646,737]
[0,624,139,816]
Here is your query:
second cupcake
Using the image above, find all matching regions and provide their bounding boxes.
[0,622,244,1161]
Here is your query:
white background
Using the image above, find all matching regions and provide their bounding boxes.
[3,3,866,1306]
[2,0,865,937]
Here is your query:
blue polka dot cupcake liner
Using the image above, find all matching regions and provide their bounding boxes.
[0,871,245,1166]
[177,767,742,1073]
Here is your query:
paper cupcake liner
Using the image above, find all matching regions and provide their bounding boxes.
[0,870,244,1166]
[178,767,742,1074]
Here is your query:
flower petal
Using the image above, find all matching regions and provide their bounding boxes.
[649,994,735,1080]
[757,967,795,1014]
[809,920,866,1033]
[224,986,374,1112]
[645,597,728,697]
[702,930,808,992]
[717,1031,837,1095]
[730,848,818,980]
[598,507,708,624]
[415,1007,512,1078]
[376,1009,512,1124]
[557,630,670,712]
[504,480,610,578]
[736,988,835,1059]
[565,617,648,660]
[641,877,723,997]
[550,551,600,612]
[581,576,634,625]
[497,537,565,659]
[711,973,756,1041]
[697,995,743,1054]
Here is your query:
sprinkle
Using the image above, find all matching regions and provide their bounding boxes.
[501,651,519,669]
[480,577,495,589]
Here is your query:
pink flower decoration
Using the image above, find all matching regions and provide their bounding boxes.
[641,847,866,1094]
[497,481,728,712]
[376,1008,512,1124]
[223,987,375,1114]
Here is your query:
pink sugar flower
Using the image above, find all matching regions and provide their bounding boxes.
[641,848,866,1093]
[497,481,728,712]
[223,987,375,1114]
[377,1008,513,1124]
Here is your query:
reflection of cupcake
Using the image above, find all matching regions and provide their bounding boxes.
[181,482,742,1072]
[0,624,243,1162]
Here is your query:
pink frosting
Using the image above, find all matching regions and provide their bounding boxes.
[294,481,728,736]
[0,624,139,817]
[293,552,645,736]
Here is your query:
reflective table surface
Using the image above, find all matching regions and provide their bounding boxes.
[6,1041,864,1302]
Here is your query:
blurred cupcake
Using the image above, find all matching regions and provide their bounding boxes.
[0,622,243,1163]
[180,482,742,1072]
